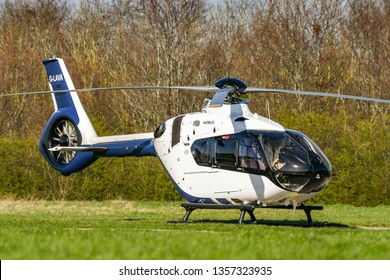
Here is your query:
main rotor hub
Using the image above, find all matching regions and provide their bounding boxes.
[214,78,247,94]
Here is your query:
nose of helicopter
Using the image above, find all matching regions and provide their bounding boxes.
[273,162,331,193]
[293,131,332,193]
[260,129,332,193]
[299,163,332,193]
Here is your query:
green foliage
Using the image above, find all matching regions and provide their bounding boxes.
[0,109,388,205]
[72,157,180,201]
[0,137,47,199]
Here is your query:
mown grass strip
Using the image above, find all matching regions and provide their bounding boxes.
[0,201,389,259]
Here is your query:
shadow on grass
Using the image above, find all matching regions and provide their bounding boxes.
[168,219,350,228]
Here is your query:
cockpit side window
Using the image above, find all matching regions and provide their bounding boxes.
[238,136,267,171]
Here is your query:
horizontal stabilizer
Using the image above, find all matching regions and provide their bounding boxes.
[48,146,108,152]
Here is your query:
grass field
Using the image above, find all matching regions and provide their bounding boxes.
[0,200,389,260]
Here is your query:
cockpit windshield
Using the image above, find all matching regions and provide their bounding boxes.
[286,129,332,172]
[256,131,311,174]
[254,130,331,192]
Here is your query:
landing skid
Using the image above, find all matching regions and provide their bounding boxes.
[181,203,323,226]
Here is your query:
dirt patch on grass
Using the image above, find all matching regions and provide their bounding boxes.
[0,200,135,215]
[357,226,390,231]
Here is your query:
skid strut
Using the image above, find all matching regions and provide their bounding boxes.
[181,203,323,226]
[181,203,256,224]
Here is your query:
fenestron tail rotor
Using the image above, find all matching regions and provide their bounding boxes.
[48,118,80,165]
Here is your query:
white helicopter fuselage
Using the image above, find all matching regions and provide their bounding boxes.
[37,59,333,209]
[154,101,320,206]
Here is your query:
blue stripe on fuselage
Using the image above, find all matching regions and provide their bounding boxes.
[94,139,156,157]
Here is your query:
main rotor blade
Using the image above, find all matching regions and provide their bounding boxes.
[4,85,389,104]
[2,85,219,97]
[245,87,390,104]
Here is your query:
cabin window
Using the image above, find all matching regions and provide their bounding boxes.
[214,138,238,167]
[191,139,211,166]
[191,132,268,173]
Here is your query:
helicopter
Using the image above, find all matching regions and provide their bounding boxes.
[6,57,390,225]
